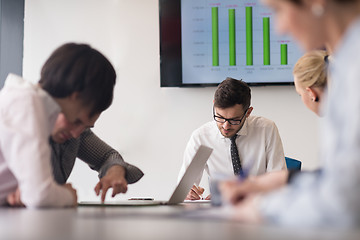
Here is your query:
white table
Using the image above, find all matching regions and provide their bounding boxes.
[1,203,359,240]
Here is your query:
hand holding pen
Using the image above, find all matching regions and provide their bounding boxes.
[216,164,252,205]
[221,170,289,205]
[185,184,205,200]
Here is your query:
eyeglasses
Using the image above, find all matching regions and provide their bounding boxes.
[213,107,249,125]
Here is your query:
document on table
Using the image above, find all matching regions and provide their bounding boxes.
[184,199,212,203]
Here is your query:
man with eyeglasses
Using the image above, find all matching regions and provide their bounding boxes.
[178,78,286,200]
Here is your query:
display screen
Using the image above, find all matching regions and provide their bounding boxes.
[159,0,303,87]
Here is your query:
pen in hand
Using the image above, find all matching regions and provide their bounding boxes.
[237,169,248,181]
[237,161,253,182]
[191,184,204,200]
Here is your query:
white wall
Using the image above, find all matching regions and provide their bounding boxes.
[23,0,320,201]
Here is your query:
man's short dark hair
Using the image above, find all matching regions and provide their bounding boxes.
[39,43,116,117]
[214,77,251,109]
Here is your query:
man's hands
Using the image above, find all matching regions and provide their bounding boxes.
[213,170,289,223]
[94,165,128,202]
[7,183,78,207]
[64,183,78,206]
[220,170,288,205]
[6,187,24,207]
[6,165,128,206]
[185,185,211,200]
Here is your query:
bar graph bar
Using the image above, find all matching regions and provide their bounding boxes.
[246,6,253,66]
[212,7,219,66]
[281,44,288,65]
[206,3,297,68]
[229,9,236,66]
[263,17,270,65]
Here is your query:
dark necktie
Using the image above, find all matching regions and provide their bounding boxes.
[230,135,242,176]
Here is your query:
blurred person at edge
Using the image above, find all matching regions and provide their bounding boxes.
[221,0,360,227]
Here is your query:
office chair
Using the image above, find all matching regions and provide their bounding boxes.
[285,157,302,171]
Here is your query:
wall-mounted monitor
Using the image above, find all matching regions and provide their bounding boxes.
[159,0,304,87]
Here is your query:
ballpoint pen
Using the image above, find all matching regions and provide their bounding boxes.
[128,198,154,201]
[238,168,249,181]
[237,160,253,181]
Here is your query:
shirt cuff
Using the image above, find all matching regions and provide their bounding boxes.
[98,152,144,184]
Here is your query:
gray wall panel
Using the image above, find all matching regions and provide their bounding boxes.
[0,0,24,89]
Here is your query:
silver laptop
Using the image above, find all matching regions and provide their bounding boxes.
[79,145,213,207]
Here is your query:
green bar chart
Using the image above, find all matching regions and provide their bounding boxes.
[209,5,289,67]
[180,0,303,85]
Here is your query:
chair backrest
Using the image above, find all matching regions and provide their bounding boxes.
[285,157,302,171]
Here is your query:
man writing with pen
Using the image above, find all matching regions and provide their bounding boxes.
[178,78,286,200]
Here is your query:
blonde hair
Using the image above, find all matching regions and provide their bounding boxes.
[293,50,329,90]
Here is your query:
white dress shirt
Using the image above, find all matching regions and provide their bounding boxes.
[178,116,286,184]
[0,74,74,207]
[260,18,360,227]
